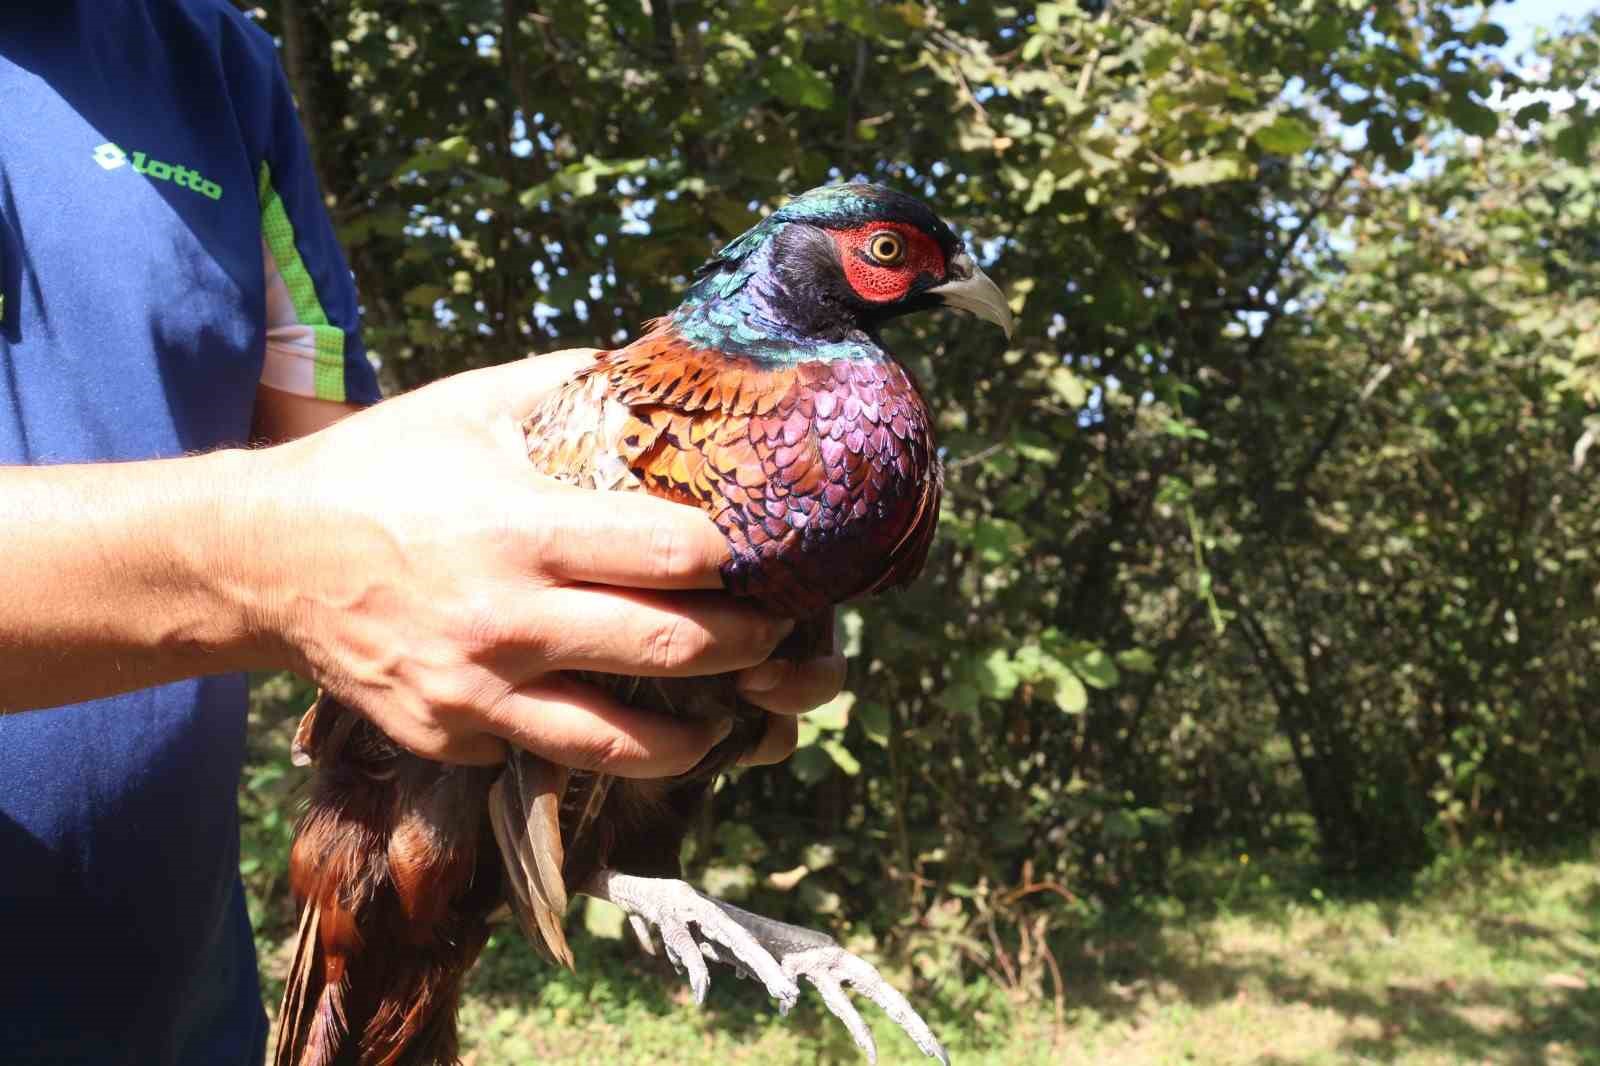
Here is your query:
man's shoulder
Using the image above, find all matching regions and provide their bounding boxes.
[130,0,281,94]
[166,0,275,39]
[164,0,280,59]
[141,0,288,152]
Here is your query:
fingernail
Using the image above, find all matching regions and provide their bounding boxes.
[714,717,736,743]
[739,661,787,694]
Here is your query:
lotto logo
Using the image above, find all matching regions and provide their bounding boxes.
[93,142,127,170]
[91,142,223,201]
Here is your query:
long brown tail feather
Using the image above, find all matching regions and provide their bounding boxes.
[275,900,329,1066]
[487,752,574,967]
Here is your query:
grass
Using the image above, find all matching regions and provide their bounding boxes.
[1041,844,1600,1065]
[244,681,1598,1065]
[250,831,1600,1065]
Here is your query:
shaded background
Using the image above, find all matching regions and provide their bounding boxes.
[234,1,1600,1061]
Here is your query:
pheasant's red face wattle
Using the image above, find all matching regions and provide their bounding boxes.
[828,221,947,304]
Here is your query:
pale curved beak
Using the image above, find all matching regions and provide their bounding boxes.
[929,253,1014,339]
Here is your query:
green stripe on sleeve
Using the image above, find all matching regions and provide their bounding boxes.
[258,162,348,402]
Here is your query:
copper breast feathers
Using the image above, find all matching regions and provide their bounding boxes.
[523,324,941,617]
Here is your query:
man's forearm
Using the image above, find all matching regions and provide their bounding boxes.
[0,450,277,712]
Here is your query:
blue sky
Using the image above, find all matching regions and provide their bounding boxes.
[1497,0,1597,58]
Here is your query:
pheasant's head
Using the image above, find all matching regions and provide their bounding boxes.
[674,183,1012,362]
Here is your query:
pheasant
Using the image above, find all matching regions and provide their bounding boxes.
[275,183,1012,1066]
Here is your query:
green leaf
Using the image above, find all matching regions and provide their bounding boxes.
[975,648,1021,699]
[1117,648,1158,674]
[246,764,285,790]
[1161,418,1210,440]
[1050,672,1088,714]
[1169,156,1245,187]
[1144,40,1181,77]
[936,682,981,716]
[808,691,854,731]
[1049,367,1088,408]
[839,608,865,658]
[764,57,835,111]
[1072,648,1121,689]
[583,899,626,940]
[714,821,768,863]
[801,843,839,871]
[1253,116,1316,155]
[821,739,861,776]
[787,745,835,785]
[402,284,449,308]
[701,864,755,900]
[1305,15,1343,52]
[1515,102,1551,128]
[1466,21,1509,48]
[1446,95,1498,138]
[797,880,842,915]
[1104,809,1142,841]
[1025,169,1058,215]
[392,134,472,178]
[470,174,510,197]
[1013,428,1059,463]
[1011,643,1046,680]
[1555,121,1592,166]
[973,518,1028,563]
[856,700,891,747]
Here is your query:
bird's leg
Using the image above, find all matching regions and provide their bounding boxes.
[584,870,948,1066]
[698,898,950,1066]
[585,870,800,1009]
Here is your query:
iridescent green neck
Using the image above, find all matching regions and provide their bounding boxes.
[670,240,886,367]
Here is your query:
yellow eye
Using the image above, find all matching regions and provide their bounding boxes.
[865,231,906,266]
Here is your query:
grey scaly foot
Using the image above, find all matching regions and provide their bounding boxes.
[585,870,949,1065]
[585,870,800,1011]
[703,896,950,1066]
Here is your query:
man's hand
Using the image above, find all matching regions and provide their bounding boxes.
[737,644,847,767]
[244,351,841,772]
[0,351,841,770]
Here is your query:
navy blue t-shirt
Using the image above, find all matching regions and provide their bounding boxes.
[0,3,379,1062]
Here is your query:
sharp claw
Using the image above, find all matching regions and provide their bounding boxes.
[587,872,942,1060]
[657,916,710,1005]
[788,948,948,1064]
[687,903,798,1009]
[849,968,948,1063]
[690,963,710,1006]
[683,941,713,1005]
[808,972,878,1064]
[586,873,799,1011]
[628,914,658,957]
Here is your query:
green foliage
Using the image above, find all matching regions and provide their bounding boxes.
[240,672,316,940]
[246,0,1600,1017]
